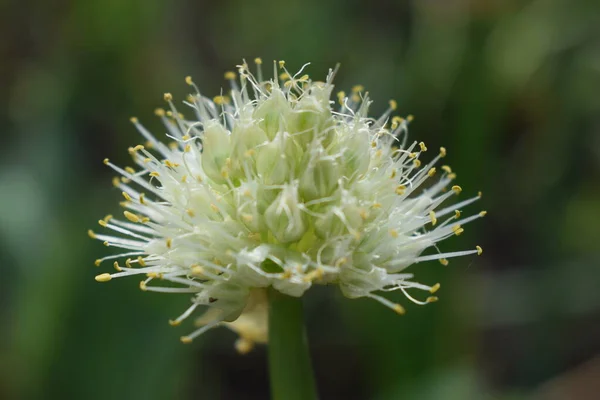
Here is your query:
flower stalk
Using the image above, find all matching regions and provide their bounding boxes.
[268,288,317,400]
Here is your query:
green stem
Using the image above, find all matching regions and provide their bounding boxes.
[267,288,318,400]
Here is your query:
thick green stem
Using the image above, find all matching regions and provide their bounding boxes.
[267,288,318,400]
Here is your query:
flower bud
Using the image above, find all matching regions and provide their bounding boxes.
[265,185,306,243]
[201,121,231,183]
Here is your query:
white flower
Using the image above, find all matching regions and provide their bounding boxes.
[90,59,485,346]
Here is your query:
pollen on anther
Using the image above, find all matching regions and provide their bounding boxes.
[164,93,173,102]
[88,229,96,239]
[169,319,181,326]
[95,273,112,282]
[185,76,193,85]
[476,245,483,255]
[124,211,140,223]
[129,117,138,124]
[393,304,406,315]
[426,296,438,303]
[419,142,427,152]
[479,211,487,217]
[440,147,447,157]
[103,158,109,165]
[429,211,437,226]
[452,225,464,236]
[430,283,441,294]
[440,258,449,266]
[389,99,397,110]
[451,185,462,194]
[428,167,436,177]
[180,336,193,344]
[224,71,236,80]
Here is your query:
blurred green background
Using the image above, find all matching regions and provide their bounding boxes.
[1,0,600,399]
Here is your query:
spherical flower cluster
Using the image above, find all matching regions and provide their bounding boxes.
[90,59,485,347]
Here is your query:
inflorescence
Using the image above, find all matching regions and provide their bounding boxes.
[90,59,485,348]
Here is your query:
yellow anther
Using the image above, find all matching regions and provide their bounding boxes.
[389,229,399,238]
[448,173,457,180]
[476,245,483,256]
[408,152,416,158]
[94,259,102,266]
[440,258,449,266]
[244,149,255,157]
[146,272,159,278]
[452,225,464,236]
[241,214,253,223]
[351,94,360,102]
[393,304,406,315]
[419,142,427,152]
[439,147,447,157]
[371,141,377,148]
[391,116,404,130]
[140,217,150,223]
[130,116,139,123]
[452,185,462,194]
[112,177,120,187]
[180,336,192,344]
[103,241,109,246]
[137,256,146,267]
[359,208,369,220]
[168,319,181,326]
[191,265,204,275]
[253,57,263,65]
[390,169,397,179]
[166,238,172,248]
[119,201,128,208]
[337,91,345,104]
[149,171,160,177]
[139,281,147,291]
[95,273,112,282]
[154,108,165,117]
[406,115,414,122]
[185,76,193,85]
[125,258,133,268]
[372,202,382,209]
[352,84,364,93]
[124,166,135,174]
[429,211,437,226]
[479,211,487,217]
[279,72,290,80]
[87,229,96,239]
[278,60,285,69]
[163,93,173,101]
[428,167,436,177]
[213,95,230,105]
[121,191,132,201]
[98,219,108,227]
[441,165,452,173]
[124,211,140,223]
[455,210,461,218]
[113,261,122,272]
[184,144,191,153]
[413,159,421,168]
[210,203,219,213]
[426,296,439,303]
[389,99,397,110]
[103,158,109,165]
[185,208,195,217]
[186,94,195,103]
[120,177,131,184]
[429,283,441,294]
[224,71,236,80]
[395,185,406,195]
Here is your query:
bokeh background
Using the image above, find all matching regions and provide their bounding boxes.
[1,0,600,398]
